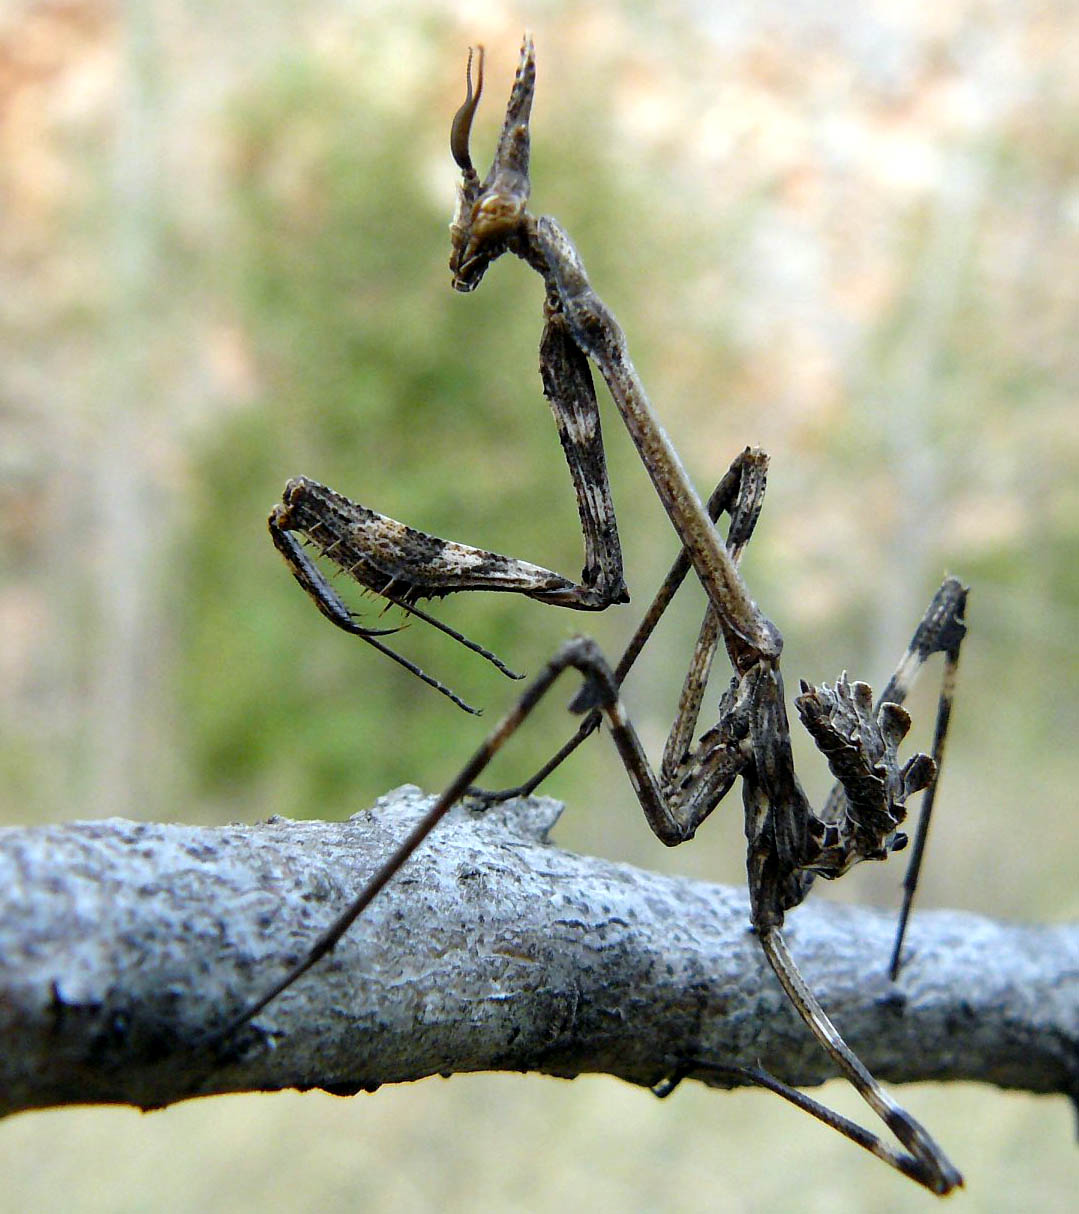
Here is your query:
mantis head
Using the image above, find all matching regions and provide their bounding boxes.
[449,35,535,292]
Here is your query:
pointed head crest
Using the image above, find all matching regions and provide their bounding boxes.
[449,35,536,292]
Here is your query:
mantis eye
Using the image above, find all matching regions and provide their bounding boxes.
[450,45,484,174]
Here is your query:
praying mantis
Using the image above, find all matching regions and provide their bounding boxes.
[223,36,968,1194]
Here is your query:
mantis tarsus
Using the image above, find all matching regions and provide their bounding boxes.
[229,37,968,1195]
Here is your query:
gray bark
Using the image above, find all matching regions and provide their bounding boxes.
[2,785,1077,1119]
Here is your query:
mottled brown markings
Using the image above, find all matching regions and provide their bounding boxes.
[244,35,969,1197]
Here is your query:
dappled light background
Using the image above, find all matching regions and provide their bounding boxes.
[1,1,1076,1210]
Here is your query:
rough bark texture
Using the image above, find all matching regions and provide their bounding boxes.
[2,785,1077,1119]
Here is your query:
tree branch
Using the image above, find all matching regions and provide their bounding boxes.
[3,785,1077,1119]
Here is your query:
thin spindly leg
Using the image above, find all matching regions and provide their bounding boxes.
[731,663,961,1193]
[656,447,768,783]
[218,626,959,1193]
[456,38,964,1190]
[218,631,748,1043]
[882,580,968,976]
[890,640,963,978]
[653,1061,946,1190]
[447,51,961,1175]
[229,38,965,1195]
[532,213,781,677]
[807,577,968,976]
[216,636,700,1040]
[757,928,961,1194]
[468,446,769,802]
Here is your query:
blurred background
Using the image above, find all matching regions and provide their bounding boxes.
[1,0,1076,1210]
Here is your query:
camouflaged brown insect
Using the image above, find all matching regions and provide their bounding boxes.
[232,36,968,1196]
